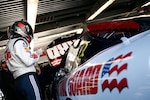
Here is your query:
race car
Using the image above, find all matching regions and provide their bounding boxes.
[54,18,150,100]
[60,19,141,72]
[45,17,150,100]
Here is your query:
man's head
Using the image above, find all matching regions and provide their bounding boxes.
[7,20,33,43]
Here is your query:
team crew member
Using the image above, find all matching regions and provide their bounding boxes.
[4,20,43,100]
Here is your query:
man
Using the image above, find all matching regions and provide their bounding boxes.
[4,20,43,100]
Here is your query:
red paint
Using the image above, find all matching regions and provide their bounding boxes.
[4,49,11,60]
[114,52,132,61]
[101,52,132,93]
[68,64,102,96]
[58,52,132,96]
[17,22,25,28]
[87,20,140,32]
[102,78,128,92]
[109,63,127,75]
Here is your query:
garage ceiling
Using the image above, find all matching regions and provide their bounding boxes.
[0,0,150,60]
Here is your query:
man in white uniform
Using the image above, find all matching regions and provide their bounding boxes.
[4,20,43,100]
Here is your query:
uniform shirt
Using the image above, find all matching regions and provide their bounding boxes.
[4,37,40,79]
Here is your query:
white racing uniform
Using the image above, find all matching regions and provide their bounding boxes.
[4,37,42,100]
[4,37,39,79]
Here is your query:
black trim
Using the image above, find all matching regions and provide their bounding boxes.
[13,38,28,48]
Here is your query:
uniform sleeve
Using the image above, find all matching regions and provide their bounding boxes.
[13,40,40,66]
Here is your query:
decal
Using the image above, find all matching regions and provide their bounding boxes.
[102,78,128,92]
[59,51,132,96]
[68,64,102,96]
[77,41,90,58]
[47,41,74,60]
[4,48,11,60]
[101,52,132,92]
[108,64,127,75]
[24,47,30,51]
[31,53,38,59]
[51,58,62,66]
[101,58,114,78]
[47,40,74,67]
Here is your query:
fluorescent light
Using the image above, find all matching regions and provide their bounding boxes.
[87,0,115,21]
[38,28,83,40]
[142,2,150,7]
[113,14,150,21]
[33,28,83,49]
[0,46,6,50]
[27,0,39,31]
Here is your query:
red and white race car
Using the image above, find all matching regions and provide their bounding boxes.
[47,17,150,100]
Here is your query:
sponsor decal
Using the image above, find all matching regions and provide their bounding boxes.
[51,58,62,67]
[58,52,132,96]
[101,51,132,93]
[47,41,74,60]
[24,47,30,51]
[68,64,102,96]
[47,40,74,67]
[4,49,11,60]
[31,53,38,59]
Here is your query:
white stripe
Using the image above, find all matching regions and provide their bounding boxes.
[29,75,41,100]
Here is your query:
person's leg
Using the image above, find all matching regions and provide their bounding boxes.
[15,73,42,100]
[27,73,42,100]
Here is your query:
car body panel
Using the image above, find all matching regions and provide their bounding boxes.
[57,29,150,100]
